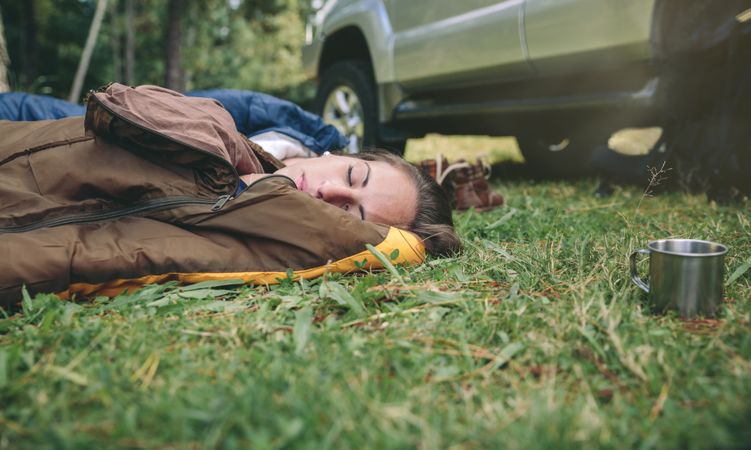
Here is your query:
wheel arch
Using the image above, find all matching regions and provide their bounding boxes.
[318,27,373,77]
[315,0,395,82]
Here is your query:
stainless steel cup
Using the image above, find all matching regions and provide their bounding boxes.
[630,239,728,318]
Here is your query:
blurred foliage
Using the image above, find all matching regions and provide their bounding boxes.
[0,0,315,103]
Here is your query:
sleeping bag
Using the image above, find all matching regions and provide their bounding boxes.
[0,83,424,308]
[0,89,349,155]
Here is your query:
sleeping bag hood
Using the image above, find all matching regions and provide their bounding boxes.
[0,83,424,308]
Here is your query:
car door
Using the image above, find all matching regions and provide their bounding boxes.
[386,0,531,89]
[523,0,657,73]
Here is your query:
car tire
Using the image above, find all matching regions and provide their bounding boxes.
[515,131,607,177]
[314,61,405,155]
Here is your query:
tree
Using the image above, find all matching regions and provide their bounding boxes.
[2,0,315,102]
[124,0,134,84]
[0,4,9,92]
[164,0,187,91]
[68,0,108,102]
[20,0,37,87]
[110,0,122,82]
[183,0,311,100]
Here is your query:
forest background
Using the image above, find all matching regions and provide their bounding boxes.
[0,0,315,105]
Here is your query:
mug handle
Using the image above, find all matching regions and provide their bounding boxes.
[630,248,651,293]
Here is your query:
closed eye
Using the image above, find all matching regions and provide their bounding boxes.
[347,165,353,186]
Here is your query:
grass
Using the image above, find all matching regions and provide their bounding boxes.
[1,136,750,449]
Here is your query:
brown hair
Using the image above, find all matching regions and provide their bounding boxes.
[347,150,462,257]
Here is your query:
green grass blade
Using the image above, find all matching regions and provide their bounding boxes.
[727,255,751,285]
[365,243,404,283]
[293,307,313,356]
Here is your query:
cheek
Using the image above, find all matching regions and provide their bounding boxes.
[273,166,289,176]
[277,166,300,181]
[394,183,418,224]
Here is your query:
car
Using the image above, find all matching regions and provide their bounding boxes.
[301,0,748,176]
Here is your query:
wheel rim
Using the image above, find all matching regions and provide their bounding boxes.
[322,85,364,154]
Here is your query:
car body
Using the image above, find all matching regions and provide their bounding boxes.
[301,0,735,174]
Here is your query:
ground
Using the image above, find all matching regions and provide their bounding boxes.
[1,135,749,449]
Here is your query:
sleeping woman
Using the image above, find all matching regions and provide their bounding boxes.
[0,83,460,307]
[246,149,460,256]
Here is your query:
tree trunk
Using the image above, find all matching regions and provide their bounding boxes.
[20,0,37,86]
[69,0,109,102]
[125,0,135,84]
[0,5,10,92]
[164,0,186,91]
[110,0,122,83]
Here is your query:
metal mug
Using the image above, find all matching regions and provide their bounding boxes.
[630,239,728,318]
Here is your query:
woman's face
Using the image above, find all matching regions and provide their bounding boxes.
[275,155,417,227]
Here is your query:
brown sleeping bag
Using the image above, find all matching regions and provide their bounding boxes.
[0,84,424,308]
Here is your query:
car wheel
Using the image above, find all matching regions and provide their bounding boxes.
[314,61,377,154]
[314,61,406,155]
[515,131,607,177]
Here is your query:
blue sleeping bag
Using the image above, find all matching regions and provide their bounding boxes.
[0,89,347,154]
[0,92,85,120]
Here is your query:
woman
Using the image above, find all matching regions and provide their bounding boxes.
[0,83,459,306]
[246,150,460,258]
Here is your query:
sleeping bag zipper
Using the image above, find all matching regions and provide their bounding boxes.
[0,195,231,234]
[0,176,293,234]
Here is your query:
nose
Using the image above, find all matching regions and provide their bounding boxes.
[317,183,357,209]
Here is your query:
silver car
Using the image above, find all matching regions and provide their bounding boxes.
[302,0,749,175]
